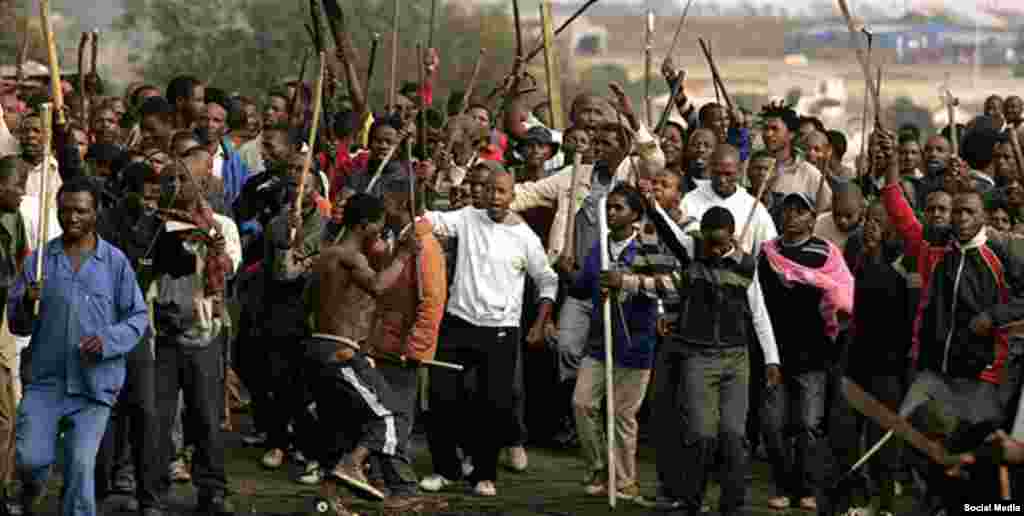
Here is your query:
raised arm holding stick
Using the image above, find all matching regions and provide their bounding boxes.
[322,0,369,119]
[291,51,326,243]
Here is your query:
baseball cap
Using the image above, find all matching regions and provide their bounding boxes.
[782,192,815,211]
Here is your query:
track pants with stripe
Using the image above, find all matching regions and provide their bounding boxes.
[309,346,411,469]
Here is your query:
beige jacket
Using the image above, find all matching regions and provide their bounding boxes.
[510,123,664,261]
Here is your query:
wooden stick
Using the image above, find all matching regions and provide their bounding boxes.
[291,52,327,242]
[77,33,88,125]
[1007,126,1024,182]
[657,70,687,138]
[697,38,733,113]
[407,136,422,306]
[428,0,437,49]
[416,44,426,154]
[664,0,696,66]
[366,33,380,103]
[387,0,400,110]
[35,103,54,317]
[645,10,654,128]
[858,34,872,178]
[289,51,310,126]
[1000,464,1011,500]
[945,89,960,158]
[875,66,883,127]
[40,0,65,125]
[836,0,881,120]
[560,152,583,262]
[739,157,776,246]
[540,0,564,130]
[91,30,99,76]
[443,49,486,158]
[597,193,616,509]
[523,0,600,63]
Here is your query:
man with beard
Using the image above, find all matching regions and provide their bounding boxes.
[760,103,832,213]
[9,177,149,516]
[234,124,302,262]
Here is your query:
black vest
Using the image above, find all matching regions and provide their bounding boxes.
[669,237,756,349]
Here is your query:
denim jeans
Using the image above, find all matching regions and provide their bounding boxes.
[658,346,750,513]
[17,390,112,516]
[761,370,829,500]
[555,297,593,382]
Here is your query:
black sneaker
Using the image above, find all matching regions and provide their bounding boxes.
[197,495,235,516]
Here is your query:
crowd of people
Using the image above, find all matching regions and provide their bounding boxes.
[3,18,1024,516]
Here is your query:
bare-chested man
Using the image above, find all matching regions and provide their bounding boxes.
[304,193,419,512]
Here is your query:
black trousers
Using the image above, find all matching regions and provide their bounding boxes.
[262,339,317,456]
[95,333,163,510]
[428,315,520,483]
[155,335,228,497]
[368,363,420,496]
[310,345,411,469]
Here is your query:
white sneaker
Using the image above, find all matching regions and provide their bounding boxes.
[473,480,497,497]
[501,446,528,472]
[262,448,285,469]
[296,461,322,485]
[844,508,874,516]
[461,456,475,477]
[419,474,453,492]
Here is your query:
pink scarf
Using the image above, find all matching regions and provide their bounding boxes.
[762,238,855,339]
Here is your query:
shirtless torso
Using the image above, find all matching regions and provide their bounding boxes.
[307,229,415,364]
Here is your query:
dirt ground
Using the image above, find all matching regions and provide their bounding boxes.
[29,413,924,516]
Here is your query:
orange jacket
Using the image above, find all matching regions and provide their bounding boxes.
[367,219,447,362]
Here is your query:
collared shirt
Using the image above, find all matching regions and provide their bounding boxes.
[771,156,832,212]
[425,207,559,328]
[608,233,636,263]
[680,181,778,257]
[213,144,225,180]
[8,237,148,406]
[24,156,61,208]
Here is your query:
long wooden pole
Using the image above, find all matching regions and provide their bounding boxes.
[35,103,53,316]
[656,70,687,137]
[366,33,381,102]
[560,153,583,262]
[858,33,872,178]
[91,30,99,76]
[598,193,616,509]
[291,52,326,242]
[540,0,564,130]
[698,38,733,113]
[836,0,881,120]
[77,33,89,125]
[664,0,696,66]
[523,0,600,63]
[40,0,65,125]
[644,10,654,128]
[387,0,400,109]
[739,157,776,246]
